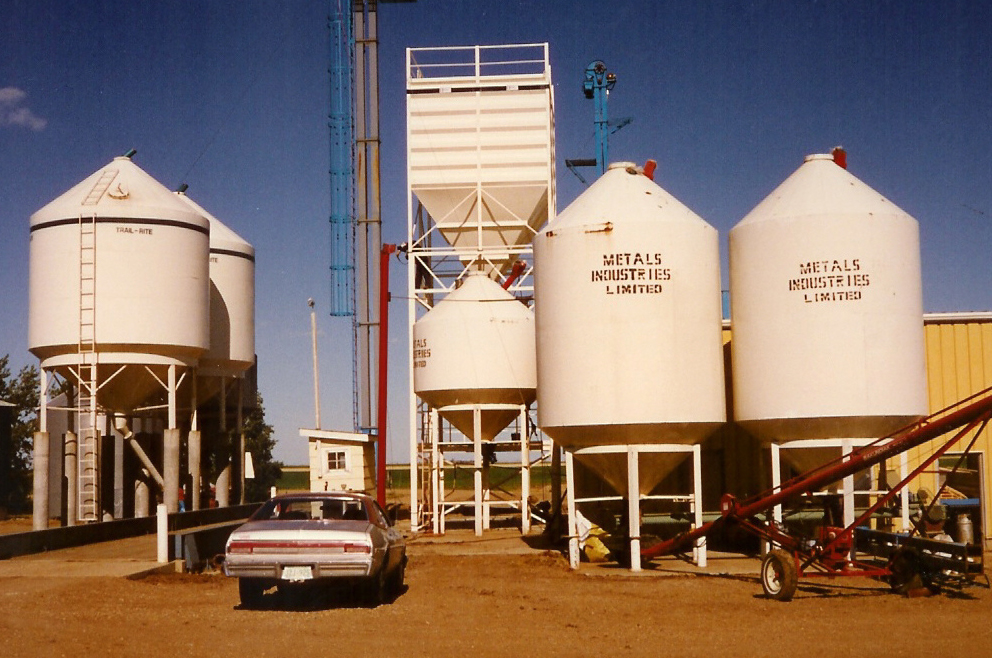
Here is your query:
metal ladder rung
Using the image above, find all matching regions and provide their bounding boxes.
[81,169,118,206]
[76,206,98,522]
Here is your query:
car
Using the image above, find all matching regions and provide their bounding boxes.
[223,491,406,608]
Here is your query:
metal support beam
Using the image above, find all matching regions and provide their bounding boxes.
[565,449,579,570]
[473,405,483,537]
[627,447,641,572]
[354,2,382,436]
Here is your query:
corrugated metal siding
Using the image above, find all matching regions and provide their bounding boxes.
[910,318,992,542]
[925,322,992,409]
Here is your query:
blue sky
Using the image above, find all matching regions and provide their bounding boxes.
[2,1,990,466]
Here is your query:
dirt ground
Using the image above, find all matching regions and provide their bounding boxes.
[1,520,992,658]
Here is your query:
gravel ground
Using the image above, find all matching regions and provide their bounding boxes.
[1,525,991,658]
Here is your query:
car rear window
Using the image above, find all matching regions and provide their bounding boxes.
[253,498,369,522]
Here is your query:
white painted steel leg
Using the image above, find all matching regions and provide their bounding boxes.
[65,431,77,526]
[767,443,782,553]
[520,406,530,535]
[483,467,491,530]
[216,378,231,508]
[188,430,201,512]
[113,428,124,519]
[164,429,181,513]
[565,449,579,570]
[900,451,910,531]
[156,503,168,563]
[237,379,245,505]
[693,443,706,568]
[408,388,418,534]
[842,440,855,529]
[473,405,483,537]
[32,431,50,531]
[627,447,642,572]
[771,443,782,524]
[167,364,177,430]
[431,408,440,535]
[190,377,201,511]
[135,475,150,518]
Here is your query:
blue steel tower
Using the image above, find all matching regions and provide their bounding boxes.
[583,61,616,177]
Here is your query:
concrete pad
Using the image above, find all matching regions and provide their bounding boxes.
[0,534,173,578]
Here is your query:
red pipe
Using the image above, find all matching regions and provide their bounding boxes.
[641,386,992,560]
[376,244,397,508]
[502,259,526,290]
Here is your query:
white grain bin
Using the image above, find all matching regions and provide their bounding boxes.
[729,152,926,473]
[28,155,210,411]
[176,191,255,378]
[534,162,726,495]
[413,272,536,441]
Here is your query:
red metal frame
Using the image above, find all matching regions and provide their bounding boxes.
[376,244,398,507]
[641,386,992,577]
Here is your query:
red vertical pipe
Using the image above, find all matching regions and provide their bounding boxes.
[377,244,397,507]
[502,259,526,290]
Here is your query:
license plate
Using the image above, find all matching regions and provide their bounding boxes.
[281,565,313,581]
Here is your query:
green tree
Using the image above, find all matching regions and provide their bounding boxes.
[0,355,39,513]
[243,392,282,502]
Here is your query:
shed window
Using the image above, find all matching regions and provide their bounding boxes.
[326,450,348,472]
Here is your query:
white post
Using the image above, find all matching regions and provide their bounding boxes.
[163,429,181,513]
[32,432,50,531]
[767,443,782,553]
[39,368,48,433]
[188,430,201,512]
[842,439,855,530]
[473,405,483,537]
[135,474,150,518]
[627,446,642,573]
[693,443,707,568]
[33,369,50,531]
[156,503,168,563]
[237,379,246,505]
[65,431,77,526]
[167,364,177,430]
[408,318,418,535]
[189,373,200,511]
[519,406,530,535]
[216,378,231,508]
[431,408,440,535]
[771,443,782,523]
[565,449,579,570]
[900,450,910,531]
[308,298,321,430]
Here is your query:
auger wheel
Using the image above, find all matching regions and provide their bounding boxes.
[761,549,798,602]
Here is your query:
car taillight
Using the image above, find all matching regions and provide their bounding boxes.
[344,543,371,554]
[226,540,370,554]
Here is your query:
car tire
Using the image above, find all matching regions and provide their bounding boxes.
[239,578,265,609]
[389,558,406,597]
[365,569,388,607]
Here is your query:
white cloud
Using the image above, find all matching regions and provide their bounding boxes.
[0,86,47,131]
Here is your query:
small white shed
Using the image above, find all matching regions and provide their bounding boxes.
[300,429,375,494]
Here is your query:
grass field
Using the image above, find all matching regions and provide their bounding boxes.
[276,464,557,500]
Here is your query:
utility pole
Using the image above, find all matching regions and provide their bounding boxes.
[309,298,321,429]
